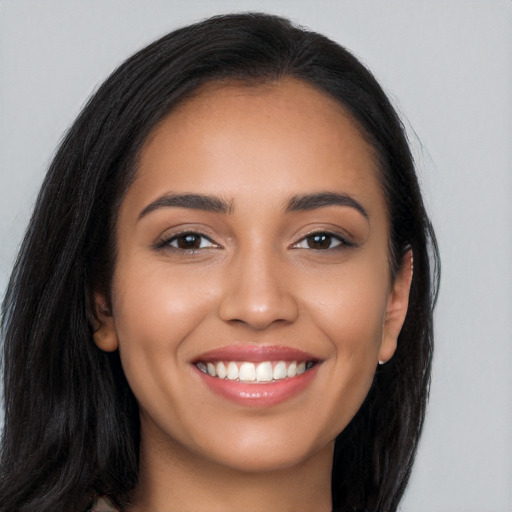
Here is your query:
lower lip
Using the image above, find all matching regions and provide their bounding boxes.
[195,365,319,407]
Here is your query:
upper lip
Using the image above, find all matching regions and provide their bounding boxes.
[193,344,319,363]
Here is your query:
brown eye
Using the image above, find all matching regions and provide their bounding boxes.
[168,233,216,250]
[307,234,335,249]
[294,233,345,250]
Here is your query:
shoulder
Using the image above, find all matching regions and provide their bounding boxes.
[90,496,120,512]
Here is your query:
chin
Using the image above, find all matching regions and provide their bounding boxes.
[203,442,332,475]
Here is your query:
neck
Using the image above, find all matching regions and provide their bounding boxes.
[129,427,333,512]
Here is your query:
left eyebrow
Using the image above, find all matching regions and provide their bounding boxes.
[137,193,233,221]
[285,192,369,219]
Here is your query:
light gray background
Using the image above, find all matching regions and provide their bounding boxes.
[1,1,511,511]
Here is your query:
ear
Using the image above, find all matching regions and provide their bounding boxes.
[378,249,413,364]
[92,292,119,352]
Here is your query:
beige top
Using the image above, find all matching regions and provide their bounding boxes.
[91,497,118,511]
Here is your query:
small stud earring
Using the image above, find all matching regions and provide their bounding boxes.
[378,360,385,365]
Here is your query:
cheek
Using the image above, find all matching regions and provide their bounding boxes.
[305,278,388,436]
[297,259,390,423]
[108,262,223,437]
[109,260,219,385]
[302,261,390,354]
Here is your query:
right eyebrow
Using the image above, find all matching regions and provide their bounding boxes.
[137,193,233,221]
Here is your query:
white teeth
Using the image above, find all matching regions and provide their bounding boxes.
[216,361,227,379]
[197,359,315,381]
[239,362,256,381]
[227,361,239,380]
[273,361,287,380]
[207,362,216,377]
[256,361,273,382]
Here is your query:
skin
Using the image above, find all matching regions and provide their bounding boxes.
[94,78,412,512]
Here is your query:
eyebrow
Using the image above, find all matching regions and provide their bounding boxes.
[138,193,233,220]
[137,191,368,220]
[285,192,368,219]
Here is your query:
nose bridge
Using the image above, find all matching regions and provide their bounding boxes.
[219,239,298,329]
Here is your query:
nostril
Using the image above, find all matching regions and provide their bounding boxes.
[218,290,299,329]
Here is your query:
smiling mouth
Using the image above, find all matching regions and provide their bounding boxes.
[195,360,317,383]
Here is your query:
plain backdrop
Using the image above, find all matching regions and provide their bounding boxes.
[1,1,511,511]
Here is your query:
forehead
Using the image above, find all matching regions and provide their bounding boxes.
[129,78,385,219]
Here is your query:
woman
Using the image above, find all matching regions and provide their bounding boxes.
[0,13,439,512]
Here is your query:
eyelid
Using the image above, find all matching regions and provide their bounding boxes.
[154,230,221,251]
[290,230,355,250]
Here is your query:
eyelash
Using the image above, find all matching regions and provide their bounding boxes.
[155,232,219,252]
[292,231,354,251]
[155,230,353,252]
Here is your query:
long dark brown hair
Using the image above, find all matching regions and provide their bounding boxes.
[1,13,439,512]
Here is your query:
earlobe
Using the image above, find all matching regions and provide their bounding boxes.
[92,293,119,352]
[378,249,413,364]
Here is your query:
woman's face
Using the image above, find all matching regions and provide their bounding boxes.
[95,79,411,473]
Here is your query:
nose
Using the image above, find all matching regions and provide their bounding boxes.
[218,246,299,330]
